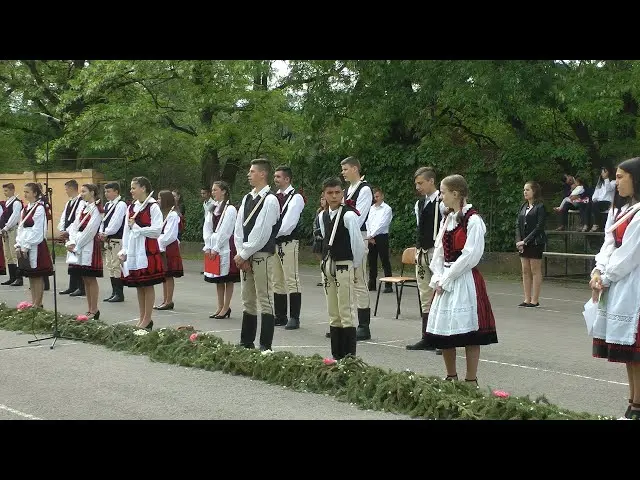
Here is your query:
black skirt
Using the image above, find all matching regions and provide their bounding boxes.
[519,244,544,259]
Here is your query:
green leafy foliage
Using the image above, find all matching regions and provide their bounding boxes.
[0,303,614,420]
[3,60,640,251]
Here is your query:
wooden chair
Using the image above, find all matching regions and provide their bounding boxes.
[373,247,421,319]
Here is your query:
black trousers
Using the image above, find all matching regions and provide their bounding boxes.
[560,202,582,227]
[577,200,611,228]
[367,233,392,287]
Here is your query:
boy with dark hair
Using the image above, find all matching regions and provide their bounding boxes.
[319,176,366,360]
[58,179,86,296]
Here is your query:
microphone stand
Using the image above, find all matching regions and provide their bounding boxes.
[28,123,77,349]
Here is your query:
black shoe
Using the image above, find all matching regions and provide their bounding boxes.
[284,317,300,330]
[273,293,288,326]
[526,303,540,308]
[406,338,435,351]
[356,325,371,341]
[356,308,371,341]
[59,287,75,295]
[240,311,258,349]
[383,287,393,294]
[103,278,116,302]
[286,293,301,330]
[325,331,331,338]
[69,289,85,297]
[214,309,231,319]
[329,327,343,360]
[10,278,23,287]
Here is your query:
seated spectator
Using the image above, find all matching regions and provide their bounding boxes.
[579,167,616,232]
[554,176,590,231]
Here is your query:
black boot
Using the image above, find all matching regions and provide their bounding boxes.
[330,326,343,360]
[69,273,85,297]
[343,327,357,358]
[108,278,125,302]
[10,267,23,286]
[406,312,436,350]
[103,277,116,302]
[59,273,76,294]
[273,293,288,326]
[356,308,371,341]
[1,264,16,285]
[285,292,301,330]
[239,311,258,349]
[259,313,276,351]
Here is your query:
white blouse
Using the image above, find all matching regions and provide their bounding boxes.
[15,202,46,252]
[429,204,486,292]
[591,204,640,345]
[204,203,237,255]
[158,210,179,252]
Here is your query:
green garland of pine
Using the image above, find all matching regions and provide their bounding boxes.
[0,303,613,420]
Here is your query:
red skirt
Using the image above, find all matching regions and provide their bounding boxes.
[424,267,498,349]
[163,241,183,278]
[0,235,5,275]
[122,238,165,287]
[229,237,239,276]
[20,241,53,278]
[593,313,640,363]
[68,236,103,277]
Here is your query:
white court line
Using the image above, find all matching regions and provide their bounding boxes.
[273,345,326,349]
[300,271,588,305]
[0,404,42,420]
[360,340,629,386]
[113,319,139,325]
[490,291,585,305]
[156,310,199,316]
[202,328,242,334]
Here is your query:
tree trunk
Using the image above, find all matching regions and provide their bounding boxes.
[201,146,219,188]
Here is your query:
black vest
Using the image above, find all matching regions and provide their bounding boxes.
[321,204,358,261]
[103,200,126,239]
[0,198,22,229]
[345,182,372,232]
[416,197,442,250]
[64,197,81,230]
[242,192,280,254]
[276,189,303,244]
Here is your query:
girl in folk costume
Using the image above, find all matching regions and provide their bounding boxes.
[590,157,640,420]
[66,184,104,319]
[203,180,240,319]
[0,200,6,276]
[14,183,54,308]
[425,174,498,387]
[154,190,183,310]
[118,177,164,331]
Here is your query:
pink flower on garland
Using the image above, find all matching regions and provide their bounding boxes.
[17,301,33,311]
[76,314,89,322]
[323,357,337,365]
[492,389,510,398]
[189,333,198,342]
